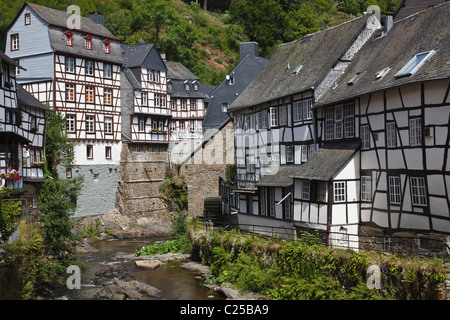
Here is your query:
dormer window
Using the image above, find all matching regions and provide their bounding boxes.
[395,50,435,78]
[104,40,110,54]
[65,32,73,46]
[185,83,189,91]
[85,36,92,50]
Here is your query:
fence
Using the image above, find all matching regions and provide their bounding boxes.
[201,218,450,259]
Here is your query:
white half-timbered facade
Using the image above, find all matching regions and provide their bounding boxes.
[121,43,171,146]
[225,3,450,251]
[166,61,208,164]
[5,3,123,216]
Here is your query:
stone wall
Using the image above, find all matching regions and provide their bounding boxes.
[116,142,171,227]
[184,120,234,218]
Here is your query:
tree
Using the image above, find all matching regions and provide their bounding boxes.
[0,188,21,243]
[229,0,286,54]
[44,112,75,178]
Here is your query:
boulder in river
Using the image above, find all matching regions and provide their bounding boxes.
[95,280,162,300]
[135,259,161,270]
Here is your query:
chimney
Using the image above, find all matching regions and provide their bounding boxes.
[239,42,259,62]
[87,11,105,26]
[384,16,393,34]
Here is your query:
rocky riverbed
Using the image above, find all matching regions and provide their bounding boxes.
[74,239,263,300]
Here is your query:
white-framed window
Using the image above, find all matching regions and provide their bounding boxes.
[85,37,92,50]
[246,155,255,173]
[66,114,75,132]
[152,119,158,131]
[138,117,145,132]
[104,88,112,105]
[334,106,343,139]
[344,103,354,138]
[361,125,370,149]
[141,92,147,106]
[410,177,427,206]
[65,83,75,101]
[190,120,195,132]
[301,145,308,163]
[395,50,435,77]
[85,86,94,103]
[147,69,153,82]
[11,34,19,51]
[170,121,175,131]
[293,101,302,122]
[270,107,278,127]
[361,176,372,202]
[154,70,160,82]
[181,100,186,110]
[303,99,312,120]
[190,99,196,110]
[389,176,401,205]
[155,93,160,107]
[325,107,334,140]
[386,122,396,147]
[86,116,95,133]
[286,145,293,163]
[85,60,94,76]
[65,57,74,73]
[279,105,288,126]
[333,181,346,202]
[302,180,310,200]
[161,95,166,108]
[104,64,112,78]
[259,110,268,129]
[171,99,176,110]
[105,117,113,134]
[409,118,422,146]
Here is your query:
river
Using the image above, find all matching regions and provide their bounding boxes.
[53,237,224,300]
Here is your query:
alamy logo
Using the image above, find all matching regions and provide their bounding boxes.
[66,5,81,30]
[66,265,81,289]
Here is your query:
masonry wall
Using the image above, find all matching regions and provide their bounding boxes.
[116,141,171,226]
[185,121,234,218]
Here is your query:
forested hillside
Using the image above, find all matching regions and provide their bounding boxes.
[0,0,402,85]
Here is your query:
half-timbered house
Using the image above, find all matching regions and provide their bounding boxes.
[165,60,208,164]
[224,3,450,252]
[0,50,49,224]
[5,3,123,216]
[225,12,381,238]
[117,42,172,219]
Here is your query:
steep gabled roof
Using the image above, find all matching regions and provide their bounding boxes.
[316,2,450,107]
[227,14,372,112]
[26,2,119,41]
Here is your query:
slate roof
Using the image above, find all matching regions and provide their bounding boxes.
[316,2,450,107]
[393,0,447,20]
[166,61,199,80]
[48,28,123,64]
[256,165,301,187]
[0,51,22,69]
[122,43,156,68]
[227,14,372,112]
[203,53,268,130]
[291,139,361,181]
[26,2,119,41]
[17,85,50,111]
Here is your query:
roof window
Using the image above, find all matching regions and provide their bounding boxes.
[395,50,435,78]
[293,64,303,74]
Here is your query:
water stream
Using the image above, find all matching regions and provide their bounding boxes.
[53,238,223,300]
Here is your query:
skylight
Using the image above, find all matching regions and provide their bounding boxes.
[395,50,435,77]
[293,64,303,74]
